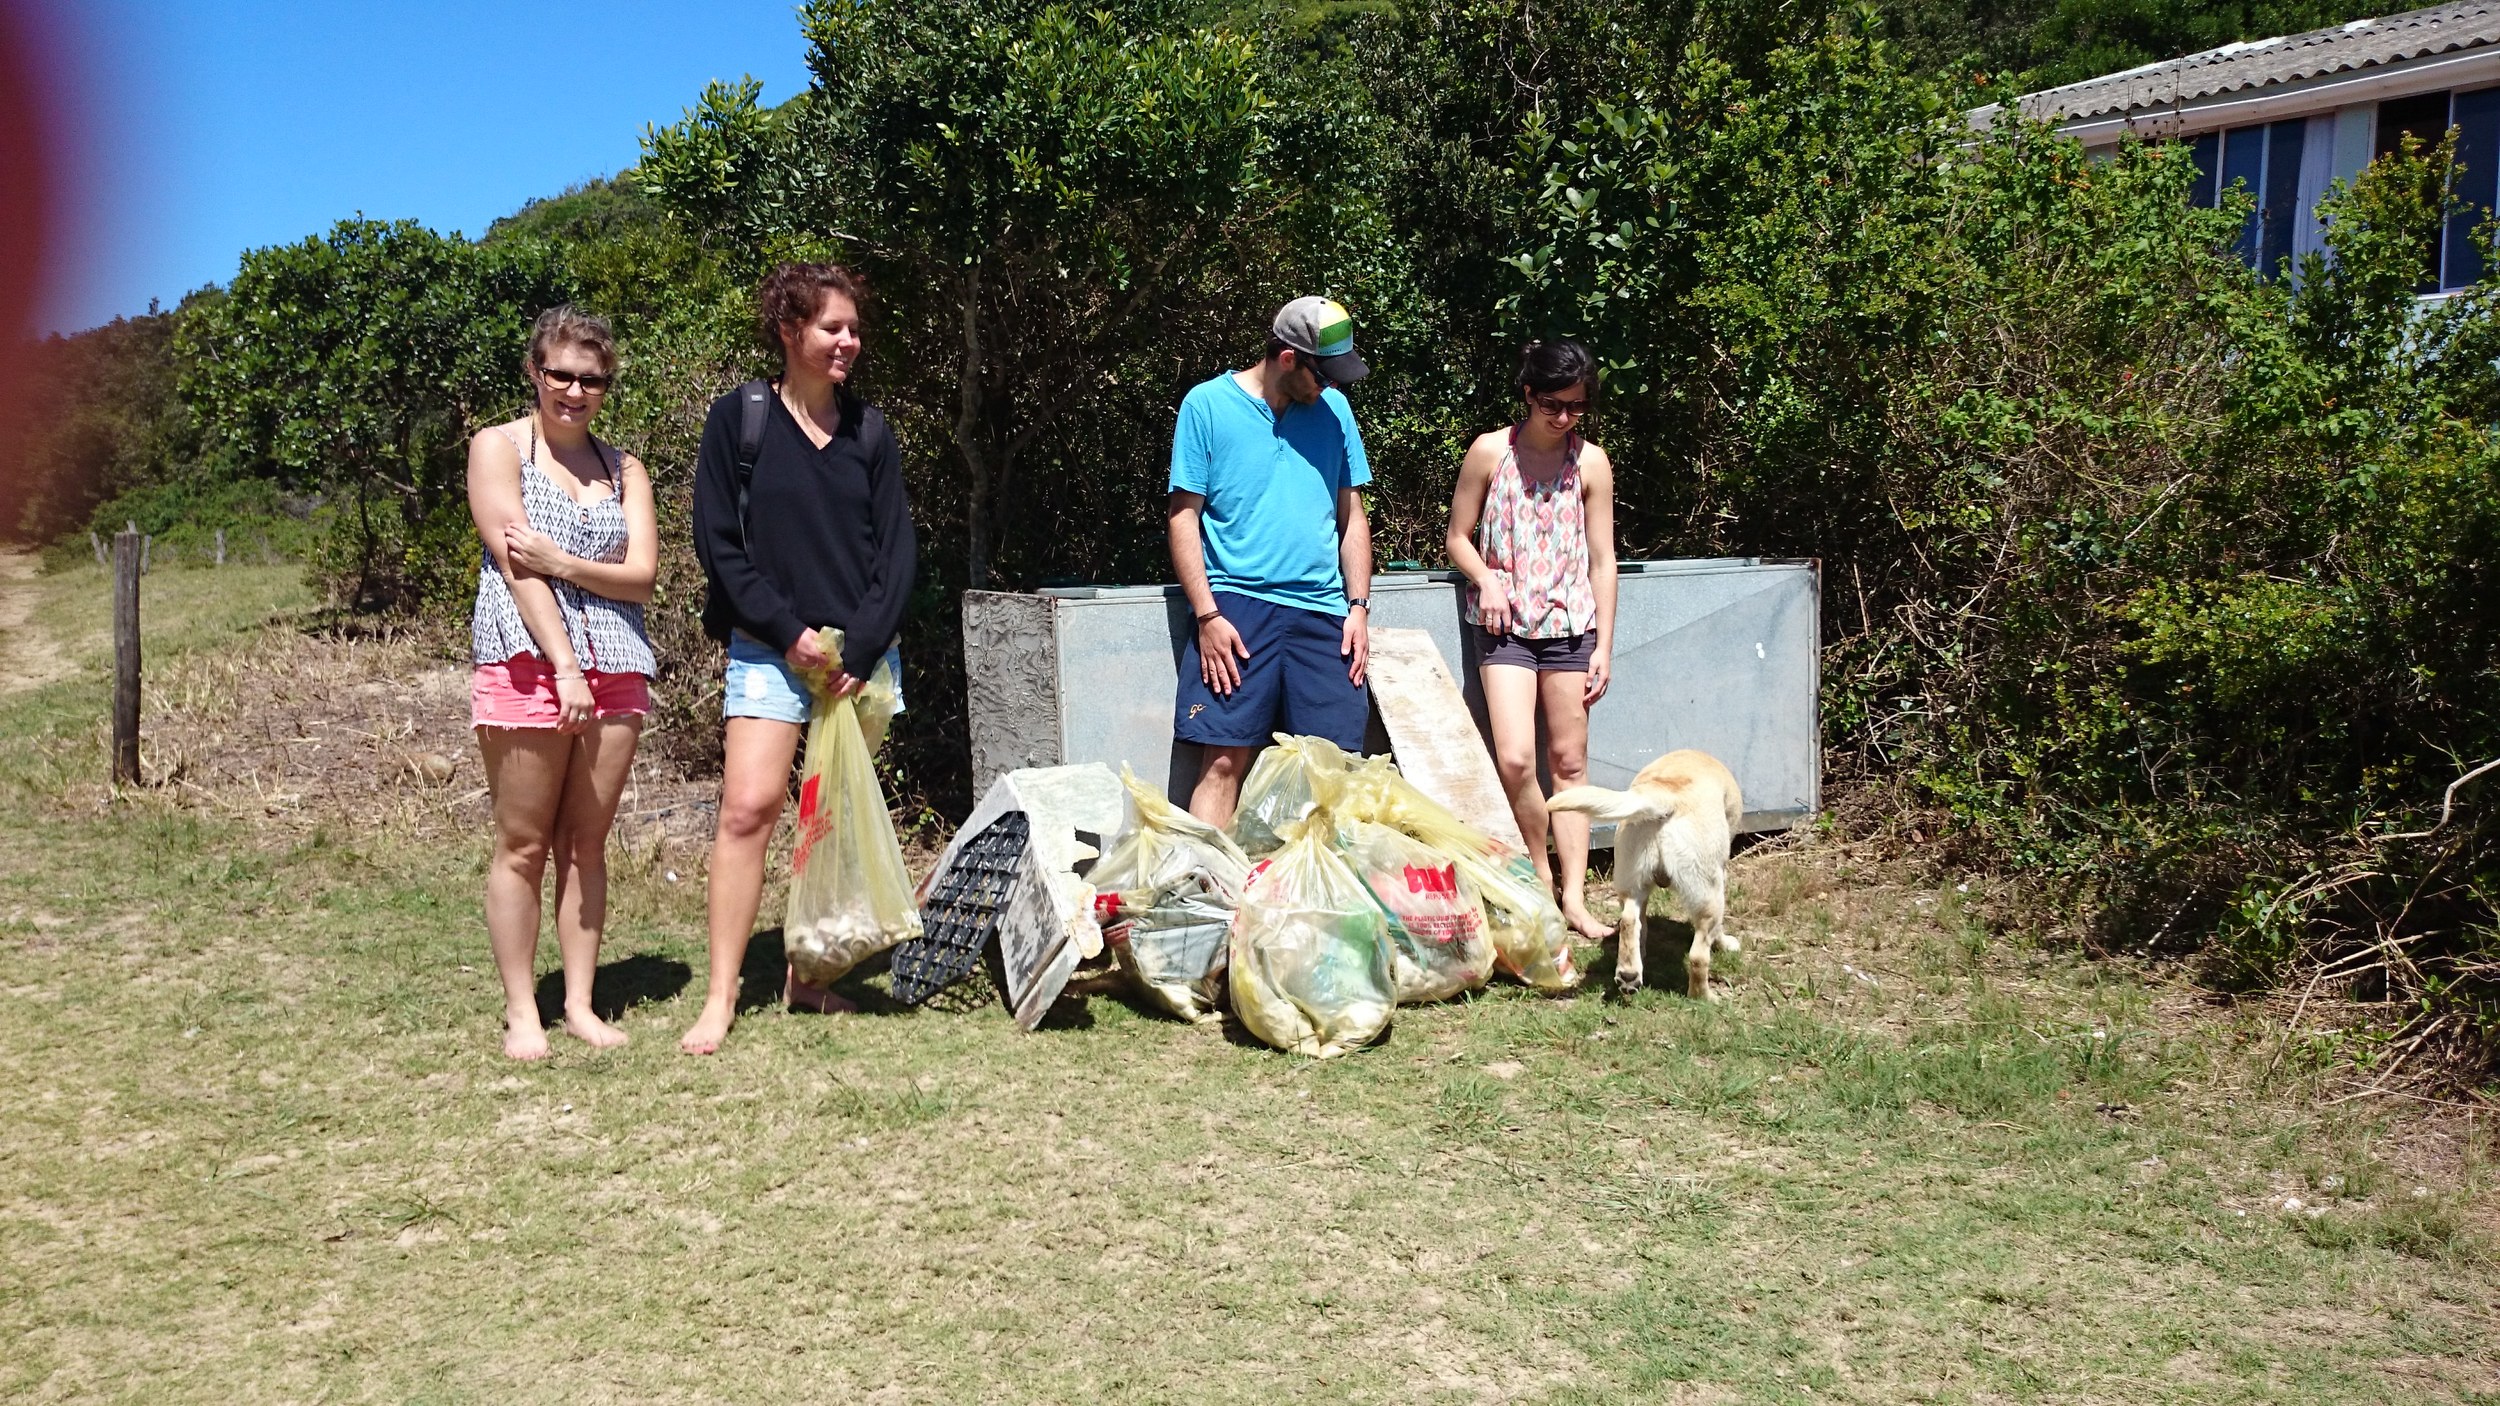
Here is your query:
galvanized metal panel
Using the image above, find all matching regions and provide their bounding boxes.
[1583,561,1820,830]
[960,557,1820,835]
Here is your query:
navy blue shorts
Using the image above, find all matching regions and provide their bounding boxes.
[1175,590,1370,750]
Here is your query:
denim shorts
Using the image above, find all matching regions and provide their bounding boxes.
[724,631,905,725]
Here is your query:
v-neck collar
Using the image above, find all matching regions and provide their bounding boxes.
[773,385,847,452]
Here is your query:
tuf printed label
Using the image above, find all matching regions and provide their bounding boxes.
[798,774,821,824]
[1404,864,1458,897]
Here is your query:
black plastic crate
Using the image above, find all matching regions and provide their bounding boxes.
[891,810,1029,1006]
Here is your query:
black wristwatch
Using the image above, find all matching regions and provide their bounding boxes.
[1346,596,1369,611]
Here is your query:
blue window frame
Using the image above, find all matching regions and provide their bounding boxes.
[2188,131,2220,208]
[2184,88,2500,290]
[2217,123,2269,267]
[2445,86,2500,288]
[2260,118,2308,272]
[2188,119,2310,275]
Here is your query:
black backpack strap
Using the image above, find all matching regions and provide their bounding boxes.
[733,378,772,548]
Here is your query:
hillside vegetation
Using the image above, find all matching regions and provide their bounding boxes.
[5,0,2496,1074]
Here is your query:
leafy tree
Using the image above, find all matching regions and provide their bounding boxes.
[0,301,199,544]
[640,0,1343,588]
[178,218,575,608]
[1876,0,2389,90]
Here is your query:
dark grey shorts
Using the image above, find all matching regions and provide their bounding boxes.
[1477,628,1595,673]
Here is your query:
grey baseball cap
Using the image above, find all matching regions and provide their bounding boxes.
[1271,295,1369,385]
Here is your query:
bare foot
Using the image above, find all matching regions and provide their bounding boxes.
[1561,900,1614,944]
[785,966,857,1015]
[563,1006,629,1049]
[679,1003,735,1056]
[503,1014,551,1061]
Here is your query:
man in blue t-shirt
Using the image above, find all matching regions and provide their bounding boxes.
[1167,295,1376,826]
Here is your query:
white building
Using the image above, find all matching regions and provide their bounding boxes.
[1970,1,2500,288]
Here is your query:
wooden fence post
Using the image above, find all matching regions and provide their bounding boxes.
[89,530,104,567]
[214,528,225,567]
[113,529,141,786]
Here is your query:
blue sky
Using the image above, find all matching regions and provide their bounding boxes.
[43,0,814,333]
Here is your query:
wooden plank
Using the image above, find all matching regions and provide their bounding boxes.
[1366,626,1524,850]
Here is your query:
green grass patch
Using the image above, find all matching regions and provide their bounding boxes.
[1,562,2494,1402]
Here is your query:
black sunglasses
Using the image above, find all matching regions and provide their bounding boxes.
[539,366,613,394]
[1529,391,1591,416]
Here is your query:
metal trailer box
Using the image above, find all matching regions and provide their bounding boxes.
[962,558,1820,835]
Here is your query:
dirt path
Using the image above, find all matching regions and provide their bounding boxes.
[0,550,74,695]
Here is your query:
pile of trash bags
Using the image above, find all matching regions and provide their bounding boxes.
[1093,734,1581,1059]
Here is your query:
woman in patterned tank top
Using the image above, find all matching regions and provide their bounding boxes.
[1446,339,1620,944]
[463,307,658,1061]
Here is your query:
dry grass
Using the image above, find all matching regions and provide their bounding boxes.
[2,557,2497,1404]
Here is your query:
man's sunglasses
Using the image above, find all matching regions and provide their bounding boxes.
[1530,392,1592,417]
[539,367,613,394]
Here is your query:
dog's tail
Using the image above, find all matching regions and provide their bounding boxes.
[1545,785,1673,824]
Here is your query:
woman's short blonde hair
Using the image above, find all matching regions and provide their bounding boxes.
[526,305,618,376]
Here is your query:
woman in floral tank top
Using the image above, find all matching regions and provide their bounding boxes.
[1446,339,1620,943]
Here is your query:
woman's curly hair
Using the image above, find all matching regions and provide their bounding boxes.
[757,262,870,360]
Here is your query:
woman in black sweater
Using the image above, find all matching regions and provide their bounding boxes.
[681,263,917,1055]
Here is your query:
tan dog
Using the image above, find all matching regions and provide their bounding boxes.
[1547,750,1742,1000]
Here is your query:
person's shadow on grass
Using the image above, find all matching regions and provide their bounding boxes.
[534,951,693,1024]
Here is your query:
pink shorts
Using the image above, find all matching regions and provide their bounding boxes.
[471,656,652,729]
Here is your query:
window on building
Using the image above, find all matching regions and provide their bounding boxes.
[2446,87,2500,288]
[2187,118,2320,275]
[2383,89,2458,291]
[2184,87,2500,292]
[2364,87,2500,293]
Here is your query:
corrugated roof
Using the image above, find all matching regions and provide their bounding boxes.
[2013,0,2500,122]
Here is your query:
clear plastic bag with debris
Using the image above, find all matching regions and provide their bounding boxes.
[1092,767,1252,1023]
[1229,818,1395,1058]
[1334,756,1580,992]
[1458,850,1581,992]
[1331,815,1493,1004]
[783,631,922,987]
[1227,733,1359,858]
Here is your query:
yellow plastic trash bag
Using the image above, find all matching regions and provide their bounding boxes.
[784,632,921,987]
[1458,851,1581,992]
[1229,734,1359,857]
[1336,756,1502,860]
[1334,756,1579,992]
[1094,767,1251,1024]
[1230,820,1394,1058]
[1333,816,1493,1003]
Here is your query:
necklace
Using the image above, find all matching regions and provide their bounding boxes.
[778,379,839,446]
